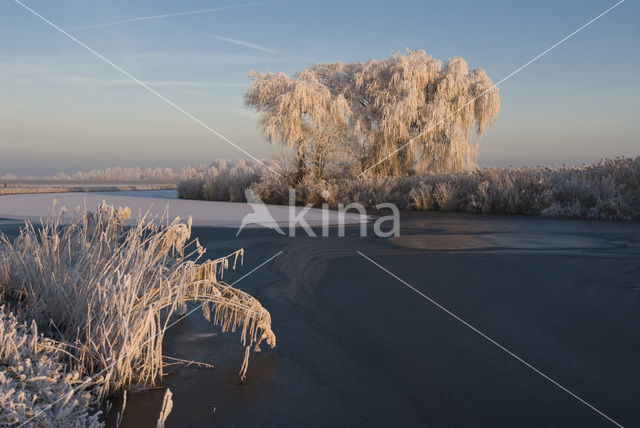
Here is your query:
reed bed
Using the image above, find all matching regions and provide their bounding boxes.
[176,159,272,201]
[0,203,276,426]
[177,157,640,220]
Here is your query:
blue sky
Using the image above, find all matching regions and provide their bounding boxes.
[0,0,638,175]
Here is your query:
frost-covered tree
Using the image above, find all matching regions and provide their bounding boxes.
[245,69,351,180]
[246,49,500,177]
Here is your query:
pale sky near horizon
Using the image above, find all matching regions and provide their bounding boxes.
[0,0,638,176]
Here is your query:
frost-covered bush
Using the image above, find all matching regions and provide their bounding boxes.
[176,166,206,199]
[0,203,276,424]
[177,159,273,201]
[329,157,639,220]
[178,157,639,220]
[0,308,103,427]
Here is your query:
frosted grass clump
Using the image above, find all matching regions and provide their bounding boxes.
[177,157,640,220]
[176,159,274,201]
[292,157,638,220]
[0,307,103,427]
[0,202,276,412]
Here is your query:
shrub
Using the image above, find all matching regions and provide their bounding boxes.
[0,203,276,424]
[177,159,273,201]
[177,157,640,221]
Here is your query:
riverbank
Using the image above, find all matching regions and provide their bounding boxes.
[177,157,640,221]
[0,182,175,195]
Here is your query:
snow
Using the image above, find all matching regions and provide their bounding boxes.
[0,190,367,228]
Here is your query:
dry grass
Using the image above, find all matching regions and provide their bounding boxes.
[0,203,276,425]
[177,159,272,201]
[0,307,103,427]
[177,157,640,221]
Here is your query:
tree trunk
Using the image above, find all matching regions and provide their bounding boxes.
[295,143,306,184]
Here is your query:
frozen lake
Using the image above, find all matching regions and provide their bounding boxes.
[120,213,640,427]
[0,189,366,228]
[1,198,639,427]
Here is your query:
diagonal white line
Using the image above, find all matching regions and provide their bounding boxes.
[159,251,283,333]
[357,251,624,428]
[16,250,283,428]
[71,1,286,31]
[210,35,278,54]
[358,0,626,177]
[11,0,282,177]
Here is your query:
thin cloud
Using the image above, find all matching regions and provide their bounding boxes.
[1,74,247,88]
[65,77,248,88]
[71,1,286,31]
[209,35,277,54]
[140,80,247,88]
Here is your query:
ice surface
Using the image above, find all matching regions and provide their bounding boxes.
[0,191,367,228]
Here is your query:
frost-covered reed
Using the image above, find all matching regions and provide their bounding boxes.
[177,159,274,201]
[177,157,640,220]
[0,308,103,427]
[0,203,276,425]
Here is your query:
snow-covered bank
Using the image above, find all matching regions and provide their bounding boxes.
[0,191,367,227]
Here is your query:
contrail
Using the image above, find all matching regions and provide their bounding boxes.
[71,0,286,31]
[10,0,282,176]
[210,35,277,54]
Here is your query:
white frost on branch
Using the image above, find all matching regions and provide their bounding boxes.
[245,49,500,177]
